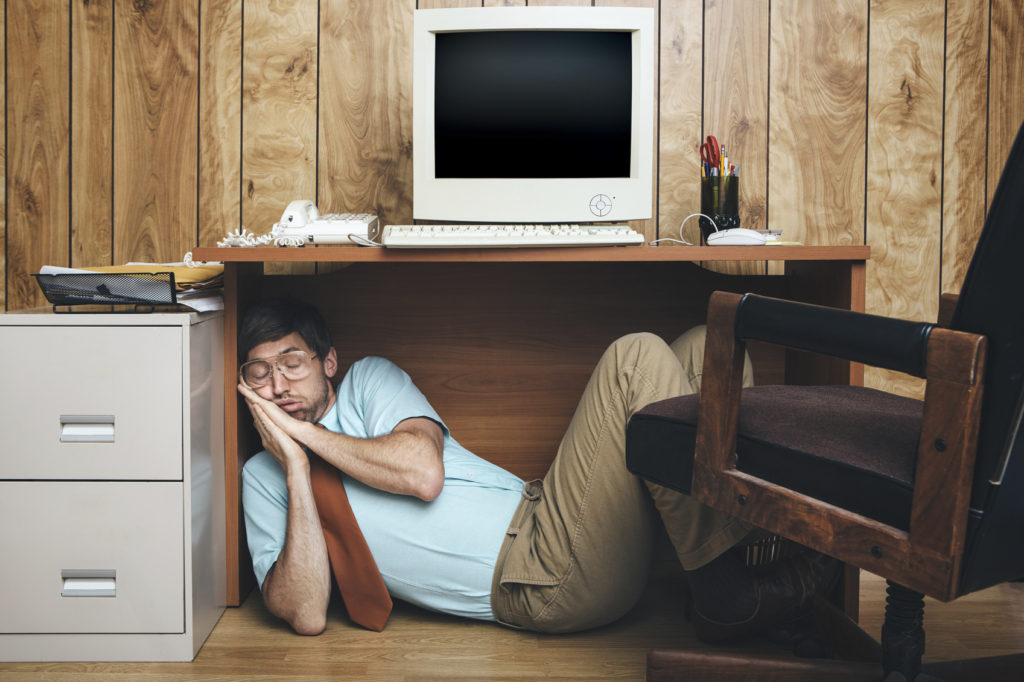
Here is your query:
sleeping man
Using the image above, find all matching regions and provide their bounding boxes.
[239,297,837,639]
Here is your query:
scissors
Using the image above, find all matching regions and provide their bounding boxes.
[700,135,721,170]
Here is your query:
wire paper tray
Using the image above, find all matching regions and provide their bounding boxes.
[33,272,178,312]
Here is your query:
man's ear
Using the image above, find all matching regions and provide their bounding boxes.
[322,347,339,379]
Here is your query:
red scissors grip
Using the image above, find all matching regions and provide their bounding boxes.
[700,135,720,167]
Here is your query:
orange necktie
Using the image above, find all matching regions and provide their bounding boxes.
[308,453,393,631]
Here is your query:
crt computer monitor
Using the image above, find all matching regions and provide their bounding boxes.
[413,6,655,224]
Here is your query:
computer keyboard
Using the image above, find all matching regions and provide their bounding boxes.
[380,224,645,248]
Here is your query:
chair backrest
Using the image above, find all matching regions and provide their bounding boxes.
[950,119,1024,594]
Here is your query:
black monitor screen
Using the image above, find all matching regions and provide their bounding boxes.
[434,30,632,179]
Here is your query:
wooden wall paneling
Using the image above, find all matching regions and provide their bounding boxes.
[319,0,415,253]
[940,0,989,296]
[987,0,1024,207]
[525,0,590,6]
[71,0,113,270]
[864,0,945,399]
[262,262,789,481]
[1,7,6,311]
[597,0,658,242]
[6,2,70,311]
[113,1,199,265]
[658,1,705,248]
[241,0,318,275]
[703,0,769,276]
[198,0,243,248]
[419,1,484,10]
[768,0,867,251]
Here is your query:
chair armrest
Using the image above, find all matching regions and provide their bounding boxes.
[732,293,935,377]
[938,293,959,328]
[693,291,988,599]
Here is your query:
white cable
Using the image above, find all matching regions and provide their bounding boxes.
[648,213,718,246]
[348,233,383,247]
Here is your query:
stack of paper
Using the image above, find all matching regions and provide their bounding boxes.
[38,262,224,312]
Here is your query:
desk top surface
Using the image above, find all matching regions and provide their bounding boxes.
[193,244,869,264]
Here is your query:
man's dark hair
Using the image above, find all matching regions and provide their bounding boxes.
[238,297,333,363]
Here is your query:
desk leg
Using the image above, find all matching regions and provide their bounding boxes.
[783,259,866,387]
[223,262,262,606]
[783,259,866,621]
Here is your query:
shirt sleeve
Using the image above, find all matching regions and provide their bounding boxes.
[336,357,449,439]
[241,452,289,592]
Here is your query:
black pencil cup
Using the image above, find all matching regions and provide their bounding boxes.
[699,175,740,242]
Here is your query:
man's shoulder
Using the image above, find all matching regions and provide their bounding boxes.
[346,355,398,375]
[341,356,407,388]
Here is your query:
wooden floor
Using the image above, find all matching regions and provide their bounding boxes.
[1,567,1022,680]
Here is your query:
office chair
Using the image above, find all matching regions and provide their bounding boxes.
[625,120,1024,681]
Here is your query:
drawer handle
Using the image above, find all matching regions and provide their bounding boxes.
[61,569,116,597]
[59,415,115,443]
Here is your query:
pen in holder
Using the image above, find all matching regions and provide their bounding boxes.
[699,174,740,242]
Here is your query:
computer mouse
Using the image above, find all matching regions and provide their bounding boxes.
[706,228,767,246]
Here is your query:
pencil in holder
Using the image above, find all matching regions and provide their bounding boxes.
[699,175,740,242]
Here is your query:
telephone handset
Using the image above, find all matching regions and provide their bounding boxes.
[280,200,319,227]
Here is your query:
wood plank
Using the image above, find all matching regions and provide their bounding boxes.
[319,0,414,226]
[71,0,113,269]
[241,0,318,275]
[768,0,867,250]
[703,0,769,276]
[4,565,1024,678]
[988,0,1024,208]
[525,0,589,6]
[419,1,483,11]
[941,0,989,295]
[317,0,414,276]
[257,262,790,481]
[596,0,658,242]
[113,0,199,265]
[864,0,944,400]
[657,0,704,246]
[0,5,6,311]
[224,262,264,606]
[198,0,243,248]
[5,1,70,311]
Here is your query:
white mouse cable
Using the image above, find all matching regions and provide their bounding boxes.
[648,213,719,246]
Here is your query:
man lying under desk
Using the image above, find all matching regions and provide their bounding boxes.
[238,298,838,638]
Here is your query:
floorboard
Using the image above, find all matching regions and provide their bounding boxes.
[1,567,1022,680]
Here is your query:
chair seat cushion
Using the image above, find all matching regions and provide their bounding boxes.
[626,385,924,530]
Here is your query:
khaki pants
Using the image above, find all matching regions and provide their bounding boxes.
[490,328,754,633]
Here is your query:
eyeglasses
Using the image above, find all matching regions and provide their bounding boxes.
[240,350,318,388]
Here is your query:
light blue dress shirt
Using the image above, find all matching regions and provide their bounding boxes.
[242,356,525,621]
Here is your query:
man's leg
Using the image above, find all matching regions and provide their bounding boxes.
[659,327,840,641]
[492,331,751,633]
[647,325,756,569]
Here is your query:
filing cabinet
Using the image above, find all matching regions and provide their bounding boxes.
[0,311,225,661]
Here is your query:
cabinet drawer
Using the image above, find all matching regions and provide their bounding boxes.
[0,482,184,634]
[0,326,182,480]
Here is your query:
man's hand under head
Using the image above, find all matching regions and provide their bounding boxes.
[238,378,445,501]
[240,378,317,464]
[240,380,312,471]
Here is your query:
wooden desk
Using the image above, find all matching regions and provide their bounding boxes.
[193,244,869,605]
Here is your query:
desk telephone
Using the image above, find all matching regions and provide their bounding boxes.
[270,200,379,246]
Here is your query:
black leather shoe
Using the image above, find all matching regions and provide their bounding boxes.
[690,550,841,644]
